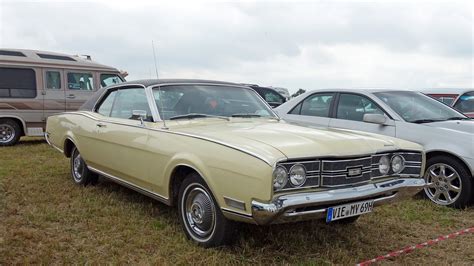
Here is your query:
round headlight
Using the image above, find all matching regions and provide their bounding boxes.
[273,166,288,191]
[289,164,307,187]
[391,155,405,174]
[379,155,390,175]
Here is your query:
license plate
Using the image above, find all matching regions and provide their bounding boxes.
[326,200,374,222]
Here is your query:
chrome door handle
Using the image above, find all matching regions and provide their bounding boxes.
[66,94,76,99]
[96,123,107,128]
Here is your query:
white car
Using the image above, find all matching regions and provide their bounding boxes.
[275,89,474,208]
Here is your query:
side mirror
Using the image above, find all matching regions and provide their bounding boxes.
[363,113,387,125]
[132,110,148,125]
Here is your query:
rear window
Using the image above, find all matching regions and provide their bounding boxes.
[0,68,37,98]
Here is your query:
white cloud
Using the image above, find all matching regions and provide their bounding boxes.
[0,0,472,93]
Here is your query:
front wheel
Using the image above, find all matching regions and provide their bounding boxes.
[423,156,472,208]
[178,173,236,247]
[70,147,98,186]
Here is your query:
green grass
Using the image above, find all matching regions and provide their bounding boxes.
[1,138,473,264]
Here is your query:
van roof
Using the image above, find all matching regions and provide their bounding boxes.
[0,48,120,72]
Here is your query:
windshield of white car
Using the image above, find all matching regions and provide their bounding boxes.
[374,91,468,123]
[153,84,276,120]
[453,91,474,113]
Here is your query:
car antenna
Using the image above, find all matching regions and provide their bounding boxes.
[152,40,168,130]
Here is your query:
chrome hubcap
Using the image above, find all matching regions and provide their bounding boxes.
[182,185,216,241]
[0,124,15,143]
[73,152,83,182]
[424,163,462,205]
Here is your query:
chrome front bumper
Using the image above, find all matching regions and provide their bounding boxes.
[251,178,426,225]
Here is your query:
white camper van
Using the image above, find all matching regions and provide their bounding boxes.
[0,49,125,146]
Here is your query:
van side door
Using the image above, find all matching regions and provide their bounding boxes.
[65,70,97,111]
[42,69,66,121]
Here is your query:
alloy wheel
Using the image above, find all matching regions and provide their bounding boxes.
[424,163,462,205]
[0,124,15,144]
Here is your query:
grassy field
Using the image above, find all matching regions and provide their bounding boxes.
[1,138,473,264]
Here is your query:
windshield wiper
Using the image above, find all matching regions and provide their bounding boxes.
[231,113,262,118]
[169,113,229,121]
[410,119,443,124]
[446,117,470,121]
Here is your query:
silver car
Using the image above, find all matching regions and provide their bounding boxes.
[275,89,473,208]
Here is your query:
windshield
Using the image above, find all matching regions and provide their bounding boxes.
[152,84,276,120]
[374,91,466,123]
[454,92,474,113]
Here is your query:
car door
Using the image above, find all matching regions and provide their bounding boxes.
[281,92,335,128]
[91,86,155,190]
[65,70,97,111]
[42,69,65,121]
[329,93,396,136]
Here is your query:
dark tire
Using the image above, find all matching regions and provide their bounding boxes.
[178,173,236,247]
[330,215,360,224]
[0,119,21,146]
[423,156,473,208]
[70,147,98,186]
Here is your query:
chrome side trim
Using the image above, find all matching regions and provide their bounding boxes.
[88,166,170,205]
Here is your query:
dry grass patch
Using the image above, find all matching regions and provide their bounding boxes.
[1,138,473,264]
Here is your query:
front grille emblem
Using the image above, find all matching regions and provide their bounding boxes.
[347,167,362,177]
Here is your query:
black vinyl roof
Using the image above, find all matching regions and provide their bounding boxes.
[115,79,243,88]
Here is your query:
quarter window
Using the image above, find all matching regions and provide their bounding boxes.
[0,67,37,98]
[67,72,94,90]
[109,88,152,121]
[336,94,384,121]
[45,71,61,89]
[97,90,117,116]
[291,93,334,117]
[100,74,123,88]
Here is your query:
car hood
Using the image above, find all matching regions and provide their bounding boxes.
[167,119,419,164]
[424,120,474,134]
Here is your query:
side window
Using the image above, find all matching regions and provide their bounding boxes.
[454,92,474,113]
[67,72,94,90]
[336,94,384,121]
[110,88,152,121]
[0,67,37,98]
[45,71,61,89]
[262,89,285,104]
[295,93,334,117]
[97,90,118,116]
[100,74,123,88]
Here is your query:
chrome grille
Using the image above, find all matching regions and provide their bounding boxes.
[321,156,372,187]
[275,151,422,191]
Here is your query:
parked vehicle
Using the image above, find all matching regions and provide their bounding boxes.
[275,89,474,208]
[423,88,474,118]
[46,79,425,247]
[0,49,125,146]
[270,86,291,100]
[244,84,287,108]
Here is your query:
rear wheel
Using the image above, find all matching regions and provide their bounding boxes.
[0,119,21,146]
[424,156,472,208]
[178,173,236,247]
[70,147,98,186]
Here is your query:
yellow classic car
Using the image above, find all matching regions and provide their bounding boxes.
[45,79,426,247]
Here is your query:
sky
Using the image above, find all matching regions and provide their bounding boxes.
[0,0,472,94]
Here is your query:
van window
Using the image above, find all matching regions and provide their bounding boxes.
[0,67,37,98]
[45,71,61,89]
[100,74,123,88]
[67,72,94,90]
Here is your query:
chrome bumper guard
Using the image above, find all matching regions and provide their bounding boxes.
[251,178,425,225]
